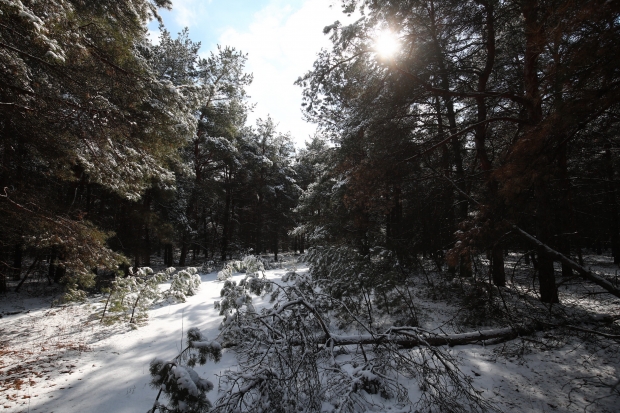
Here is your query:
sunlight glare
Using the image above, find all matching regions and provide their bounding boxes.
[374,30,400,59]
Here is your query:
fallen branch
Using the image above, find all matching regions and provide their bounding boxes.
[217,324,537,349]
[514,226,620,299]
[323,325,530,347]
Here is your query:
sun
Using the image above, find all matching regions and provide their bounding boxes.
[374,30,400,59]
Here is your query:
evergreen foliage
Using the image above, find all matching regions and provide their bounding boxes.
[216,255,266,281]
[0,0,182,290]
[296,0,620,303]
[99,266,200,325]
[153,266,492,413]
[148,359,214,413]
[148,327,221,413]
[0,1,299,293]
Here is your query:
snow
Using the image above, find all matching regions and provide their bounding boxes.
[0,270,232,412]
[1,257,619,412]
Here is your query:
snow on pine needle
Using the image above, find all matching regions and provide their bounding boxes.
[217,255,267,281]
[98,266,201,326]
[147,328,222,413]
[150,260,494,413]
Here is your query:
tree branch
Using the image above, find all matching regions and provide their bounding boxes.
[514,225,620,299]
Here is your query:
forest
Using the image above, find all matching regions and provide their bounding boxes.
[1,0,620,412]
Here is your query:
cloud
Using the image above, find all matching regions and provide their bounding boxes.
[219,0,350,147]
[169,0,208,28]
[147,29,160,45]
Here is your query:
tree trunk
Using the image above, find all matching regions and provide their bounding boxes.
[179,240,189,267]
[605,145,620,264]
[537,246,559,303]
[516,226,620,300]
[491,244,506,286]
[221,182,232,262]
[203,213,209,257]
[459,255,472,277]
[429,0,468,274]
[255,192,263,256]
[433,94,456,275]
[164,244,173,267]
[49,249,57,283]
[143,195,151,267]
[475,1,505,286]
[12,243,22,281]
[535,184,559,303]
[522,0,557,303]
[54,259,65,284]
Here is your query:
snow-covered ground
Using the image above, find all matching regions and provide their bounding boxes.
[0,268,250,413]
[1,260,619,412]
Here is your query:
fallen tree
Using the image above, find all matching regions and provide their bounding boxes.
[514,226,620,299]
[149,272,500,413]
[148,261,620,413]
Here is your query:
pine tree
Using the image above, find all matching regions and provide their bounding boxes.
[0,0,189,292]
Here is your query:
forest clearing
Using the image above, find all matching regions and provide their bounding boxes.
[1,252,619,412]
[2,0,620,411]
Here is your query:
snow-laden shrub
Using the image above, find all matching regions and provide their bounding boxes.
[164,267,201,303]
[186,327,222,365]
[148,359,213,413]
[201,261,215,274]
[213,268,271,346]
[99,266,199,325]
[200,269,491,412]
[216,265,234,281]
[99,269,168,326]
[241,255,265,277]
[217,255,265,281]
[133,267,154,276]
[63,288,88,303]
[306,246,420,328]
[147,328,221,413]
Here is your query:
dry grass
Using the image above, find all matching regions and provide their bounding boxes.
[0,305,93,410]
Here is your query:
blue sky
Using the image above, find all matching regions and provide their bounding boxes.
[148,0,353,147]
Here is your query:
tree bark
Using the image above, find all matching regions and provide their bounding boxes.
[179,239,188,267]
[521,0,558,303]
[491,244,506,286]
[221,173,232,262]
[604,144,620,264]
[164,244,173,267]
[12,243,22,281]
[143,193,151,266]
[558,140,574,276]
[537,245,559,303]
[254,191,263,256]
[473,1,506,286]
[49,249,57,283]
